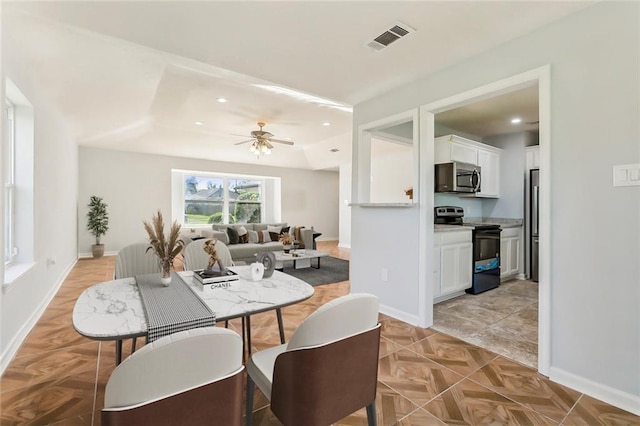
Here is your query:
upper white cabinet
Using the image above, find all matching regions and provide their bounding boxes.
[526,145,540,170]
[434,135,502,198]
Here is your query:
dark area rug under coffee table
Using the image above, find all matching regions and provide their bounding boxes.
[281,256,349,286]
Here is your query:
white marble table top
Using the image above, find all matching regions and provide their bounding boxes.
[72,266,314,340]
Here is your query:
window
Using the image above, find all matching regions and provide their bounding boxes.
[183,174,264,225]
[4,101,15,264]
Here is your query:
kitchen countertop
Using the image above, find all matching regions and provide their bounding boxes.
[435,218,523,232]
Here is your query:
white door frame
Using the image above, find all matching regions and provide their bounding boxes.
[418,65,551,375]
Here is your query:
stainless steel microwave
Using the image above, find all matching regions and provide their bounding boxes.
[435,162,481,193]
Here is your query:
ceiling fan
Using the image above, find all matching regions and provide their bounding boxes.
[232,122,294,157]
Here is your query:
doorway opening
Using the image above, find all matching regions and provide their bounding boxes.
[419,66,551,375]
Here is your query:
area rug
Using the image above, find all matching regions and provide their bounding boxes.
[282,256,349,286]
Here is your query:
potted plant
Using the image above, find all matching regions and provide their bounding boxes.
[143,210,184,285]
[86,195,109,258]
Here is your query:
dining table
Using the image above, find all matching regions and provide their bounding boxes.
[72,265,315,364]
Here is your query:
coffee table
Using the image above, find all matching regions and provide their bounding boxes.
[274,249,329,270]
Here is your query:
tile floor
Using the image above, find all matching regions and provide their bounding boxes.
[433,279,539,368]
[1,242,638,425]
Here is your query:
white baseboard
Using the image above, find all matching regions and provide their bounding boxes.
[78,251,118,259]
[549,366,640,416]
[0,259,77,376]
[316,236,338,242]
[338,242,351,249]
[379,303,421,326]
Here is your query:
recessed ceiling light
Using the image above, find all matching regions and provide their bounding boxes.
[217,97,227,103]
[194,121,204,126]
[511,117,522,124]
[322,122,331,127]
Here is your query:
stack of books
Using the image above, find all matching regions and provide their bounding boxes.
[194,269,239,291]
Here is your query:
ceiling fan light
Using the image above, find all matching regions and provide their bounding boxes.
[266,149,272,155]
[261,145,268,153]
[249,145,256,152]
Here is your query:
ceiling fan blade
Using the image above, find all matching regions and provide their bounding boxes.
[230,133,252,138]
[269,138,295,145]
[234,139,254,145]
[265,141,274,149]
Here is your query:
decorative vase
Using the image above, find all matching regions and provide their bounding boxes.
[256,252,276,278]
[160,261,172,286]
[283,245,292,254]
[250,262,265,281]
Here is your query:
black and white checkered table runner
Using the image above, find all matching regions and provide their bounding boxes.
[136,272,216,343]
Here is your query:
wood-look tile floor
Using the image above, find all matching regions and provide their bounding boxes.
[1,241,638,425]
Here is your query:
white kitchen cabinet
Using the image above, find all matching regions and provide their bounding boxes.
[477,149,500,198]
[435,135,478,164]
[435,134,502,198]
[526,145,540,170]
[500,226,523,280]
[450,142,478,165]
[434,230,472,303]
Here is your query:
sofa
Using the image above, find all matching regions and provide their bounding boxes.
[181,223,315,264]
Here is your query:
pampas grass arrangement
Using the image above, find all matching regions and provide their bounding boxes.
[279,232,294,246]
[143,210,184,279]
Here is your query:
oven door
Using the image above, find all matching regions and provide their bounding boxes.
[473,227,501,272]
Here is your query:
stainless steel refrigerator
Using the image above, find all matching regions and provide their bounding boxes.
[530,169,539,282]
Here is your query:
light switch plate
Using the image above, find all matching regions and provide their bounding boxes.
[613,164,640,187]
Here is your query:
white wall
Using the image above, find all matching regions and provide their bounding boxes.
[370,138,413,203]
[1,63,79,370]
[338,162,352,248]
[78,147,339,255]
[352,1,639,408]
[482,131,529,219]
[434,193,484,217]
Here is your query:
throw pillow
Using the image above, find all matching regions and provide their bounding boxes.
[237,226,249,244]
[226,227,240,245]
[248,230,259,244]
[260,230,270,243]
[269,232,280,242]
[281,226,290,235]
[267,225,282,234]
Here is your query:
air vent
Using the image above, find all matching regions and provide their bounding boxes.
[367,22,415,51]
[330,148,340,153]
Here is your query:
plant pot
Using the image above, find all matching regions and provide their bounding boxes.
[283,245,292,254]
[92,244,104,258]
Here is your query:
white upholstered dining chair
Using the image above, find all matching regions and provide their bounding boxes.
[245,293,381,426]
[113,242,163,358]
[102,327,244,426]
[182,238,235,271]
[114,242,161,279]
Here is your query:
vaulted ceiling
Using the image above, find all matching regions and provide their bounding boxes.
[2,1,593,170]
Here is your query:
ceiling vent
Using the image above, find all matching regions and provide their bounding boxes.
[367,22,415,51]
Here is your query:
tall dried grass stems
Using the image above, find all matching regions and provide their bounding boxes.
[143,210,184,274]
[279,232,294,246]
